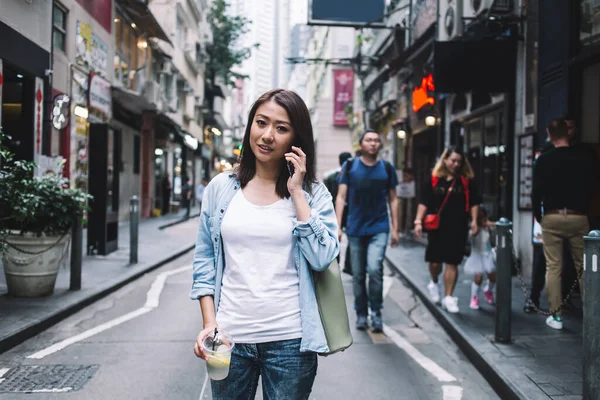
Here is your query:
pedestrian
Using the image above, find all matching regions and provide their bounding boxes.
[191,89,339,399]
[196,177,208,211]
[464,206,496,310]
[181,176,192,219]
[532,116,599,330]
[414,147,480,314]
[335,130,399,333]
[161,173,172,216]
[324,151,352,271]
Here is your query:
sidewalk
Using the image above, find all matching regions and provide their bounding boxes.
[386,240,583,400]
[0,211,200,354]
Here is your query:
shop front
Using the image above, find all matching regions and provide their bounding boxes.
[449,100,512,221]
[574,0,600,230]
[86,73,118,256]
[0,20,51,166]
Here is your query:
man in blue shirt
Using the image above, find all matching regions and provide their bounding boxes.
[335,131,399,332]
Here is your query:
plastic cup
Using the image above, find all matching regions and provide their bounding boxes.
[202,329,234,381]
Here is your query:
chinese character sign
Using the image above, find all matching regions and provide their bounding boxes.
[76,21,108,76]
[333,70,354,126]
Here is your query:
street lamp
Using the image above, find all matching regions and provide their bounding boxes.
[425,115,436,127]
[397,129,406,139]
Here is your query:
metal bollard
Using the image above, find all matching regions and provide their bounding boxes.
[494,218,513,344]
[130,196,139,264]
[583,230,600,400]
[70,214,83,290]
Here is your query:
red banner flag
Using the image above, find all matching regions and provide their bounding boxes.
[333,70,354,126]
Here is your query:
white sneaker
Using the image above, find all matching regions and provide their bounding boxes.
[545,315,563,330]
[442,296,460,313]
[427,281,440,303]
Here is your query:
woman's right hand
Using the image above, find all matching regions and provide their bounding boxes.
[194,323,217,361]
[414,223,423,239]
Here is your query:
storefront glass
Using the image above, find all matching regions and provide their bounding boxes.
[580,0,600,46]
[460,109,510,220]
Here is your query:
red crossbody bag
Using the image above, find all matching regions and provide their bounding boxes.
[423,178,456,231]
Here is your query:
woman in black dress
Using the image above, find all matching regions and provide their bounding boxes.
[414,147,480,313]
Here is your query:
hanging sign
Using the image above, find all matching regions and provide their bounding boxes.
[0,59,3,127]
[34,77,44,165]
[89,73,111,119]
[412,74,435,112]
[333,70,354,126]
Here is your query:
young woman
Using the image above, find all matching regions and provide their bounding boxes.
[191,89,339,399]
[414,147,480,313]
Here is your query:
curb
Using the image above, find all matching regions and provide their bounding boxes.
[385,252,526,400]
[0,243,195,355]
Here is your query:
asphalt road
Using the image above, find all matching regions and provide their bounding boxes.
[0,247,499,399]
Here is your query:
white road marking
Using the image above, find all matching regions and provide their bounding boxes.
[30,388,73,393]
[27,265,189,360]
[382,274,463,399]
[199,375,209,399]
[442,385,464,400]
[382,325,457,383]
[383,276,394,298]
[0,367,9,383]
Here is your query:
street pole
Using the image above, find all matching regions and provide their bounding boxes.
[130,196,139,265]
[583,230,600,400]
[69,213,83,291]
[494,218,512,344]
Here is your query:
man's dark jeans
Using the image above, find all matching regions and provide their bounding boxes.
[348,232,388,316]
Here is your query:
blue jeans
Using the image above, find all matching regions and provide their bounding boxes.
[348,232,388,315]
[211,338,317,400]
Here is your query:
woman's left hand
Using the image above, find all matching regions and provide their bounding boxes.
[285,146,307,194]
[470,221,479,236]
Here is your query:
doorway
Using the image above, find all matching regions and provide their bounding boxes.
[1,64,34,161]
[462,109,511,220]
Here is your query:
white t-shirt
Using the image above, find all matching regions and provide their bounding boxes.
[216,190,302,343]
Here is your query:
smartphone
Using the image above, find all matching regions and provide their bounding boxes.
[287,145,299,176]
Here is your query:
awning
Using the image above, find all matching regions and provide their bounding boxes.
[119,0,172,45]
[204,111,230,131]
[111,86,157,115]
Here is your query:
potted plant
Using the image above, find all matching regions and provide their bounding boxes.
[0,129,91,297]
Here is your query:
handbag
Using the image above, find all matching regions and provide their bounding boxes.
[313,258,353,356]
[423,178,456,231]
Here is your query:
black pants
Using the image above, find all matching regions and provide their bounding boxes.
[530,244,578,305]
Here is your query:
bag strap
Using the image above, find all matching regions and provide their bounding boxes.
[461,176,470,212]
[436,178,456,216]
[383,160,394,188]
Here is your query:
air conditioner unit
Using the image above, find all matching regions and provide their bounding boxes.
[143,81,162,106]
[465,0,512,18]
[438,0,463,41]
[160,60,172,75]
[183,82,194,93]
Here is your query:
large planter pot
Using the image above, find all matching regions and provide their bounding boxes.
[2,233,71,297]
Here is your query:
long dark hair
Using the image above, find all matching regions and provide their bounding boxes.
[235,89,317,198]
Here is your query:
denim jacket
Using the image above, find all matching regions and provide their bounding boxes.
[189,172,340,353]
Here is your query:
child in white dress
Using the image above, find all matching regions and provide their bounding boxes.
[464,206,497,310]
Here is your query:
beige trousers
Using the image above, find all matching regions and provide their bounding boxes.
[541,214,589,316]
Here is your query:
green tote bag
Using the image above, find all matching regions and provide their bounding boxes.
[313,258,353,356]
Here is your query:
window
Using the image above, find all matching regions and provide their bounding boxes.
[581,0,600,46]
[53,3,67,52]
